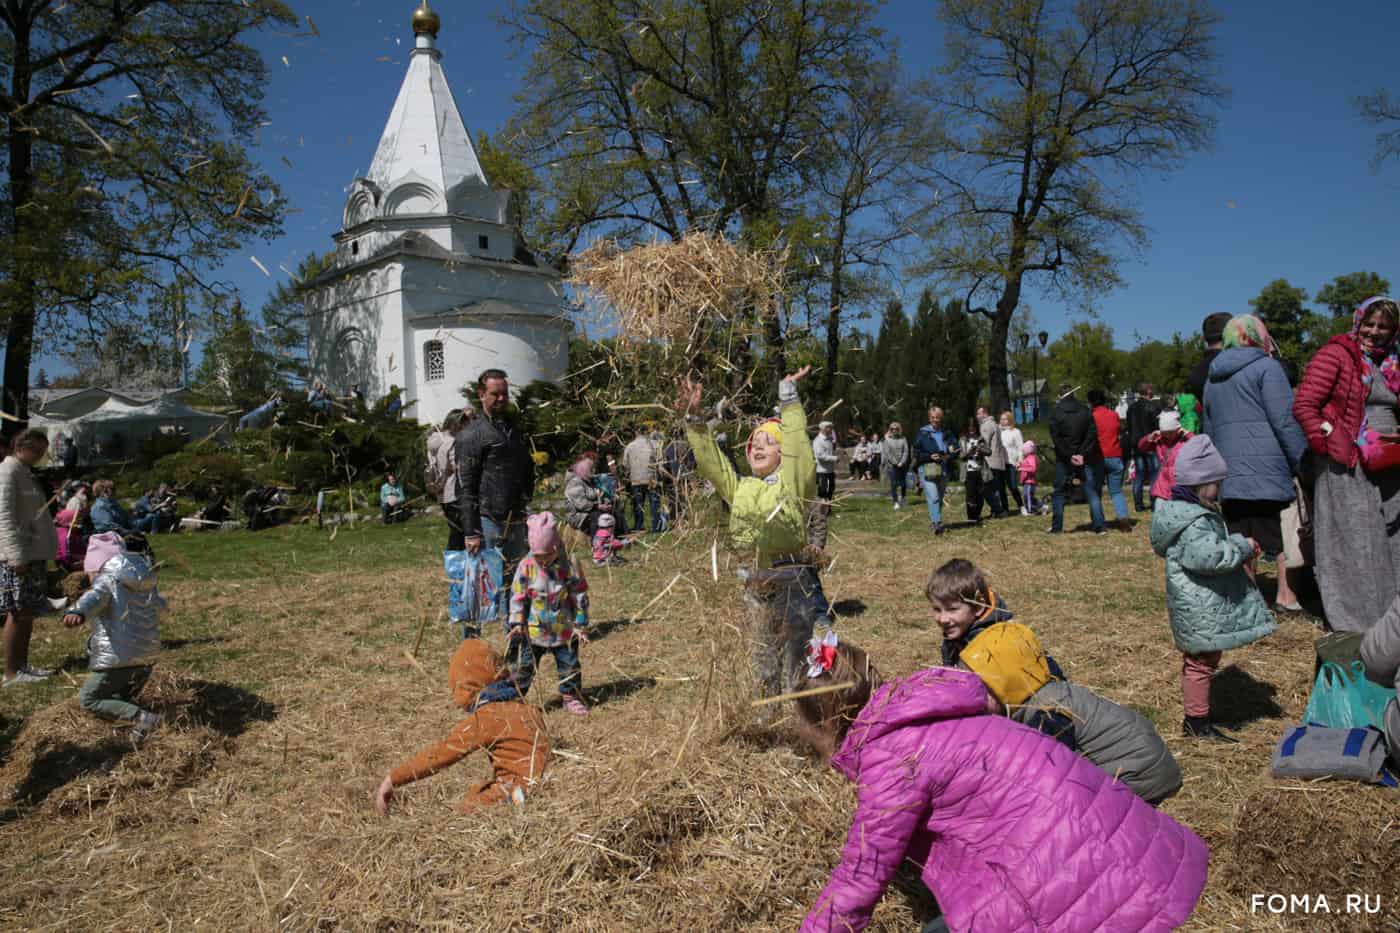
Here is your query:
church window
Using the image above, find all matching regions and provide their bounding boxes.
[478,234,489,251]
[424,340,445,383]
[351,240,359,256]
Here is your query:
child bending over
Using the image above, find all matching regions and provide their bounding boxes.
[1151,435,1277,742]
[591,512,628,567]
[507,512,591,716]
[677,366,833,698]
[61,532,166,742]
[793,640,1207,932]
[960,622,1182,805]
[375,639,549,815]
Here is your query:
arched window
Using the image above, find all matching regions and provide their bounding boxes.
[423,339,445,383]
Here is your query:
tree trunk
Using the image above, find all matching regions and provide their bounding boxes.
[988,274,1024,416]
[4,19,35,439]
[824,245,845,404]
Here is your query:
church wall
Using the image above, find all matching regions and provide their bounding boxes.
[410,315,570,427]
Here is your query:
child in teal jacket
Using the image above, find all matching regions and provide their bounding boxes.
[1150,435,1277,742]
[677,365,832,699]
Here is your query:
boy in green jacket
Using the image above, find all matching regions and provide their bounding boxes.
[677,365,833,698]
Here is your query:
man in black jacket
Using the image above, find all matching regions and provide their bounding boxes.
[455,368,535,633]
[1048,384,1104,534]
[1125,383,1163,512]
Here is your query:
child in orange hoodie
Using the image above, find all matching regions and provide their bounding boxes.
[374,639,550,815]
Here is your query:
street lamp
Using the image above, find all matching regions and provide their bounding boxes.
[1033,330,1049,421]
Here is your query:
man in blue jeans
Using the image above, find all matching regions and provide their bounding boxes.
[456,368,535,635]
[1048,385,1105,534]
[912,406,959,535]
[1125,383,1162,511]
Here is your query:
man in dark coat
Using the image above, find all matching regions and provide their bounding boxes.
[1126,383,1164,512]
[1048,385,1104,534]
[1186,312,1232,416]
[455,368,535,634]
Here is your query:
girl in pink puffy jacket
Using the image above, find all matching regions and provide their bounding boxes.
[793,641,1209,933]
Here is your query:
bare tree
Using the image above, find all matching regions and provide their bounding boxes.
[1358,89,1400,169]
[919,0,1223,412]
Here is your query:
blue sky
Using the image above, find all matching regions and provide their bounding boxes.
[143,0,1400,376]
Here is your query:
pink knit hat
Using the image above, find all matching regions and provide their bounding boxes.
[527,512,560,555]
[84,531,125,575]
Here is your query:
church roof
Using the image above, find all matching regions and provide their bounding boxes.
[364,6,488,213]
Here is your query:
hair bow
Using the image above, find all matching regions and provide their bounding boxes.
[805,629,839,679]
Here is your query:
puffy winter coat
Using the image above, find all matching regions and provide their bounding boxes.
[1361,595,1400,766]
[76,552,166,671]
[0,456,56,564]
[454,414,535,537]
[1203,347,1307,503]
[800,667,1208,933]
[1014,682,1182,804]
[1293,335,1367,469]
[1150,499,1277,654]
[686,380,814,566]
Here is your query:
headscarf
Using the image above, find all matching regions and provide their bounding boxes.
[1221,314,1277,355]
[1354,296,1400,385]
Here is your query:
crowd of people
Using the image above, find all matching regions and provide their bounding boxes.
[12,297,1400,929]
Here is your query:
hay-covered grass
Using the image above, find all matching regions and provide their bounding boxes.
[0,493,1395,930]
[568,232,788,353]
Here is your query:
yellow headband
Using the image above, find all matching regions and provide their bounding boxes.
[749,420,782,449]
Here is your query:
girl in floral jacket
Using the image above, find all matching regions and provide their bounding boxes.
[506,512,590,715]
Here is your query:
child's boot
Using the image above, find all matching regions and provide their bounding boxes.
[1182,716,1236,743]
[132,709,162,744]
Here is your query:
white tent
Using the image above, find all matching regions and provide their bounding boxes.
[62,396,228,461]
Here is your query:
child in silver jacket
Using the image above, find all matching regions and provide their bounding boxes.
[62,532,167,742]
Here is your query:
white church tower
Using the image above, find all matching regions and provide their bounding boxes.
[304,1,569,426]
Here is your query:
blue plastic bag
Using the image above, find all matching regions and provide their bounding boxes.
[1302,660,1395,731]
[444,548,504,624]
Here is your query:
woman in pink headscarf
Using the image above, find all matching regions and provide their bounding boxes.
[562,455,610,537]
[1295,296,1400,631]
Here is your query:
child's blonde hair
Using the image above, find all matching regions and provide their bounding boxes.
[925,558,990,607]
[792,641,880,760]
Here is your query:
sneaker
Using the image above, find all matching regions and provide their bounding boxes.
[1046,527,1063,535]
[131,710,163,744]
[1020,507,1031,517]
[1181,716,1237,743]
[932,523,945,536]
[2,668,49,687]
[562,694,589,716]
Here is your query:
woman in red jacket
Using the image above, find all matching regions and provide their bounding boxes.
[1293,296,1400,632]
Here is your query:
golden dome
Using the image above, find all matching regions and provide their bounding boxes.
[411,1,440,38]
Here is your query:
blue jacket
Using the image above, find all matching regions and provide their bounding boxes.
[1202,347,1306,503]
[90,496,134,535]
[912,424,959,468]
[1150,499,1277,654]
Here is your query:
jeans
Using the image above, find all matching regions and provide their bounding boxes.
[481,515,528,625]
[133,513,160,534]
[919,466,947,527]
[1000,466,1023,510]
[1132,451,1159,509]
[629,484,661,532]
[508,637,582,697]
[743,564,831,696]
[888,464,908,503]
[79,665,152,721]
[985,468,1009,516]
[1098,456,1130,520]
[1051,459,1105,532]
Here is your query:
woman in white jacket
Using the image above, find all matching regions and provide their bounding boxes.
[998,412,1027,514]
[0,429,57,687]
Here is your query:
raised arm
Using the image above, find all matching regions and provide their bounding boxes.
[779,366,815,504]
[677,374,739,503]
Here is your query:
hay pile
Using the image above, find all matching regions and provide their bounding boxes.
[568,231,788,355]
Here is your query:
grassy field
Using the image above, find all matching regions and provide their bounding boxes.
[0,486,1395,931]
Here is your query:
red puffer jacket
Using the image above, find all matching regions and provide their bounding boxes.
[1293,335,1365,468]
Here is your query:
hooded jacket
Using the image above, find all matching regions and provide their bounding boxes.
[685,379,814,565]
[1293,334,1366,468]
[454,414,535,538]
[75,552,166,671]
[562,473,603,530]
[939,593,1017,667]
[800,668,1208,933]
[1150,499,1278,654]
[1049,396,1097,461]
[1361,595,1400,766]
[911,423,958,468]
[1203,347,1306,502]
[387,640,550,814]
